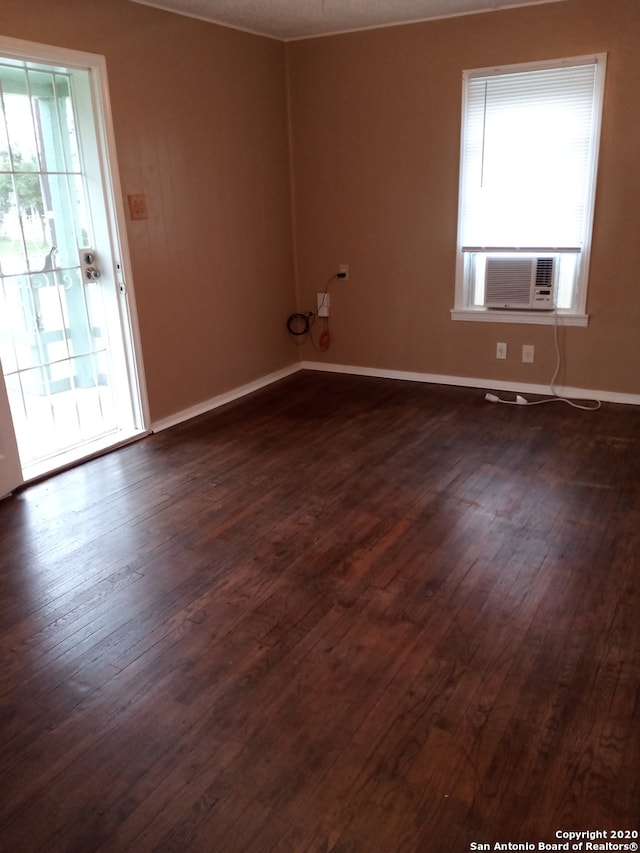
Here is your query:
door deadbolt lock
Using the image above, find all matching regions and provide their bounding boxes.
[79,249,101,281]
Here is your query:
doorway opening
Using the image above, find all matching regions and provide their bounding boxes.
[0,39,147,484]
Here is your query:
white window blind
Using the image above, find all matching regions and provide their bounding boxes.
[460,59,599,251]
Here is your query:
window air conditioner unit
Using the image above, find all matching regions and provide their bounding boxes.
[485,256,557,310]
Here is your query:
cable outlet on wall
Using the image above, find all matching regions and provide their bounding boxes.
[496,342,507,360]
[522,344,535,363]
[317,292,330,317]
[338,264,349,280]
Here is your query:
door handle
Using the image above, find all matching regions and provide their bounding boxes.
[79,249,101,280]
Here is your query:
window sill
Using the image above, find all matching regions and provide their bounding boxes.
[450,308,589,327]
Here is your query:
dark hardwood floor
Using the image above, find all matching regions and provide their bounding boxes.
[0,370,638,852]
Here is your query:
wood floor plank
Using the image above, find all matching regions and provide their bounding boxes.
[0,372,638,851]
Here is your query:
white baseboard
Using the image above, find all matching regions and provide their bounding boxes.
[151,364,302,432]
[152,359,638,433]
[300,360,640,406]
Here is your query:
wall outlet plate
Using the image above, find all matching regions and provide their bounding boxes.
[317,292,330,317]
[128,193,148,220]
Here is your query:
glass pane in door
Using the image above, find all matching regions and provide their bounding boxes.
[0,59,125,471]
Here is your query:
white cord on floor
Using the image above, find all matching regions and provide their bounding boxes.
[485,309,601,411]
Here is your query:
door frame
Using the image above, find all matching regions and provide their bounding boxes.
[0,368,22,498]
[0,35,150,483]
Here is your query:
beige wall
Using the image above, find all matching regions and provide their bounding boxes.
[287,0,640,396]
[1,0,296,423]
[2,0,638,421]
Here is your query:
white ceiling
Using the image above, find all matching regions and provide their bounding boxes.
[130,0,566,41]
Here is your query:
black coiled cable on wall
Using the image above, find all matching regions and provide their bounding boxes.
[286,272,339,351]
[286,312,314,336]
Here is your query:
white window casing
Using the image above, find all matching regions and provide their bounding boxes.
[452,54,607,326]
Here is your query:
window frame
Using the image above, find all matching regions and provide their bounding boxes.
[451,53,607,327]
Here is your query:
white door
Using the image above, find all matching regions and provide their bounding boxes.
[0,37,147,482]
[0,365,22,497]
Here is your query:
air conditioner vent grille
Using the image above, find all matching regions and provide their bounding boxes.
[485,258,533,305]
[535,257,555,288]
